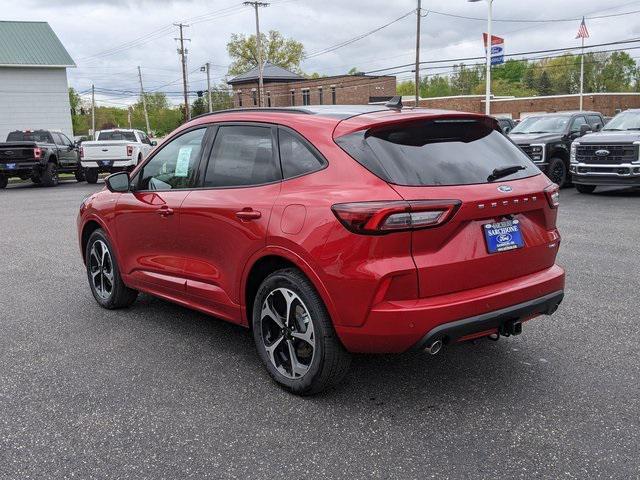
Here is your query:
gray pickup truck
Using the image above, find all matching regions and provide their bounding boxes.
[0,130,84,188]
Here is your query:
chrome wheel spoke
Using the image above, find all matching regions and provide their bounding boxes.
[291,326,314,348]
[264,335,284,366]
[286,339,310,378]
[261,297,284,328]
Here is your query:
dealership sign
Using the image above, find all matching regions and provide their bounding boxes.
[483,34,505,66]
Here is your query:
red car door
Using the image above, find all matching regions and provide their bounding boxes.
[179,124,282,323]
[114,127,209,297]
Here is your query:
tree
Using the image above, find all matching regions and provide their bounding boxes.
[347,67,362,75]
[450,64,483,95]
[227,30,305,76]
[396,80,415,96]
[537,71,553,96]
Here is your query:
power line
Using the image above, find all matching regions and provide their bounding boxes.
[303,9,415,60]
[364,37,640,74]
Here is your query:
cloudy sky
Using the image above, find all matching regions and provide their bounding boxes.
[5,0,640,105]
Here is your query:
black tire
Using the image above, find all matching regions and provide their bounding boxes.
[0,175,7,189]
[576,184,597,194]
[85,229,138,309]
[74,167,86,182]
[252,268,351,396]
[85,168,99,184]
[31,175,41,184]
[40,162,59,187]
[546,157,568,188]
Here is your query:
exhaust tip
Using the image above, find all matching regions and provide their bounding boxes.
[425,339,443,355]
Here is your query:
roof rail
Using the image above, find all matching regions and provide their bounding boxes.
[189,107,313,121]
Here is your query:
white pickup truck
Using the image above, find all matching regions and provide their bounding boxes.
[80,129,156,183]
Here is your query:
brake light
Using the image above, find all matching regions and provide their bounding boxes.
[79,146,84,159]
[127,145,134,156]
[331,200,461,235]
[544,184,560,209]
[33,147,42,159]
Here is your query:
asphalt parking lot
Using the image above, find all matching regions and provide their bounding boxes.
[1,180,639,479]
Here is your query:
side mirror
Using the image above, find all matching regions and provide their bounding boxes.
[579,124,592,137]
[105,171,130,193]
[151,140,158,147]
[503,126,511,134]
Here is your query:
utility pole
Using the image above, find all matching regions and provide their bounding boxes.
[414,0,421,107]
[127,106,132,129]
[244,1,269,107]
[91,84,95,140]
[205,62,213,112]
[137,66,151,135]
[174,23,191,120]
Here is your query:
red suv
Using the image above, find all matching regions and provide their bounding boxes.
[77,104,565,395]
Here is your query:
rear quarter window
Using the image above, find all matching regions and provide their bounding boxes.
[335,117,539,186]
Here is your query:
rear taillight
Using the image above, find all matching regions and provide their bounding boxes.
[127,145,134,156]
[544,184,560,209]
[331,200,461,235]
[79,146,84,159]
[33,147,42,159]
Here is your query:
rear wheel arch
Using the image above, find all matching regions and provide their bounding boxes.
[81,220,103,261]
[243,249,339,328]
[48,154,58,164]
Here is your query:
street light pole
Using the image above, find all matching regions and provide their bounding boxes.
[469,0,493,115]
[414,0,421,106]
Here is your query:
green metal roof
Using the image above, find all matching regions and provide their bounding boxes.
[0,21,75,67]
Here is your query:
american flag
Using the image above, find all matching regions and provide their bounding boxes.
[576,17,589,39]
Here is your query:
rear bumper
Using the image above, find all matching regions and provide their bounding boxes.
[0,162,38,175]
[335,264,565,353]
[82,160,134,169]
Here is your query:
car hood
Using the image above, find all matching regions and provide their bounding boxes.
[577,131,640,144]
[509,133,562,144]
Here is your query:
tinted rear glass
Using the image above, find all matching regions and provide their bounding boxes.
[336,118,539,186]
[6,131,52,143]
[98,131,137,141]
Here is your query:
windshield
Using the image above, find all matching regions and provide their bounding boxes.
[602,112,640,131]
[510,116,569,134]
[98,131,137,141]
[336,117,538,186]
[6,131,52,143]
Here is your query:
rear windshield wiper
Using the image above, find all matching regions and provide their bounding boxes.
[488,165,526,182]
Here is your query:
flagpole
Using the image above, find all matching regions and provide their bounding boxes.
[579,35,585,111]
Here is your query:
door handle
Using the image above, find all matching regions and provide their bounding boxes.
[236,209,262,221]
[157,206,174,217]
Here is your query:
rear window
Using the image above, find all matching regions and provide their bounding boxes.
[6,131,52,143]
[98,131,137,142]
[335,118,539,186]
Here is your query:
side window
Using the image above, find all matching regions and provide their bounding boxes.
[587,115,603,131]
[204,125,279,188]
[278,128,325,179]
[137,128,206,191]
[52,133,64,145]
[60,133,73,146]
[570,116,587,133]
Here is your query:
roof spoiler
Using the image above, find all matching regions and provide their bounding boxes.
[385,96,403,111]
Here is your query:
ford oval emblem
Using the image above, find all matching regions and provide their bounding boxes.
[595,149,610,157]
[497,234,512,243]
[497,185,513,193]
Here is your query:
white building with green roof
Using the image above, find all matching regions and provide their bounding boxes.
[0,21,75,140]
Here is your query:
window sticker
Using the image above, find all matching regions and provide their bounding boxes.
[175,147,192,177]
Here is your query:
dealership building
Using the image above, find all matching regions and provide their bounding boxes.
[0,21,75,141]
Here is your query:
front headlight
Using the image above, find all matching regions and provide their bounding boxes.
[530,144,545,162]
[570,142,579,164]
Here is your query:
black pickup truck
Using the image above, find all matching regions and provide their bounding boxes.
[0,130,84,189]
[570,109,640,193]
[509,111,605,187]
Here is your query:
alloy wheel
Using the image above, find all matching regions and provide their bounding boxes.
[89,240,114,299]
[260,288,315,379]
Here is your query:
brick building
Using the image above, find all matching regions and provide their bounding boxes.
[228,62,396,108]
[407,92,640,119]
